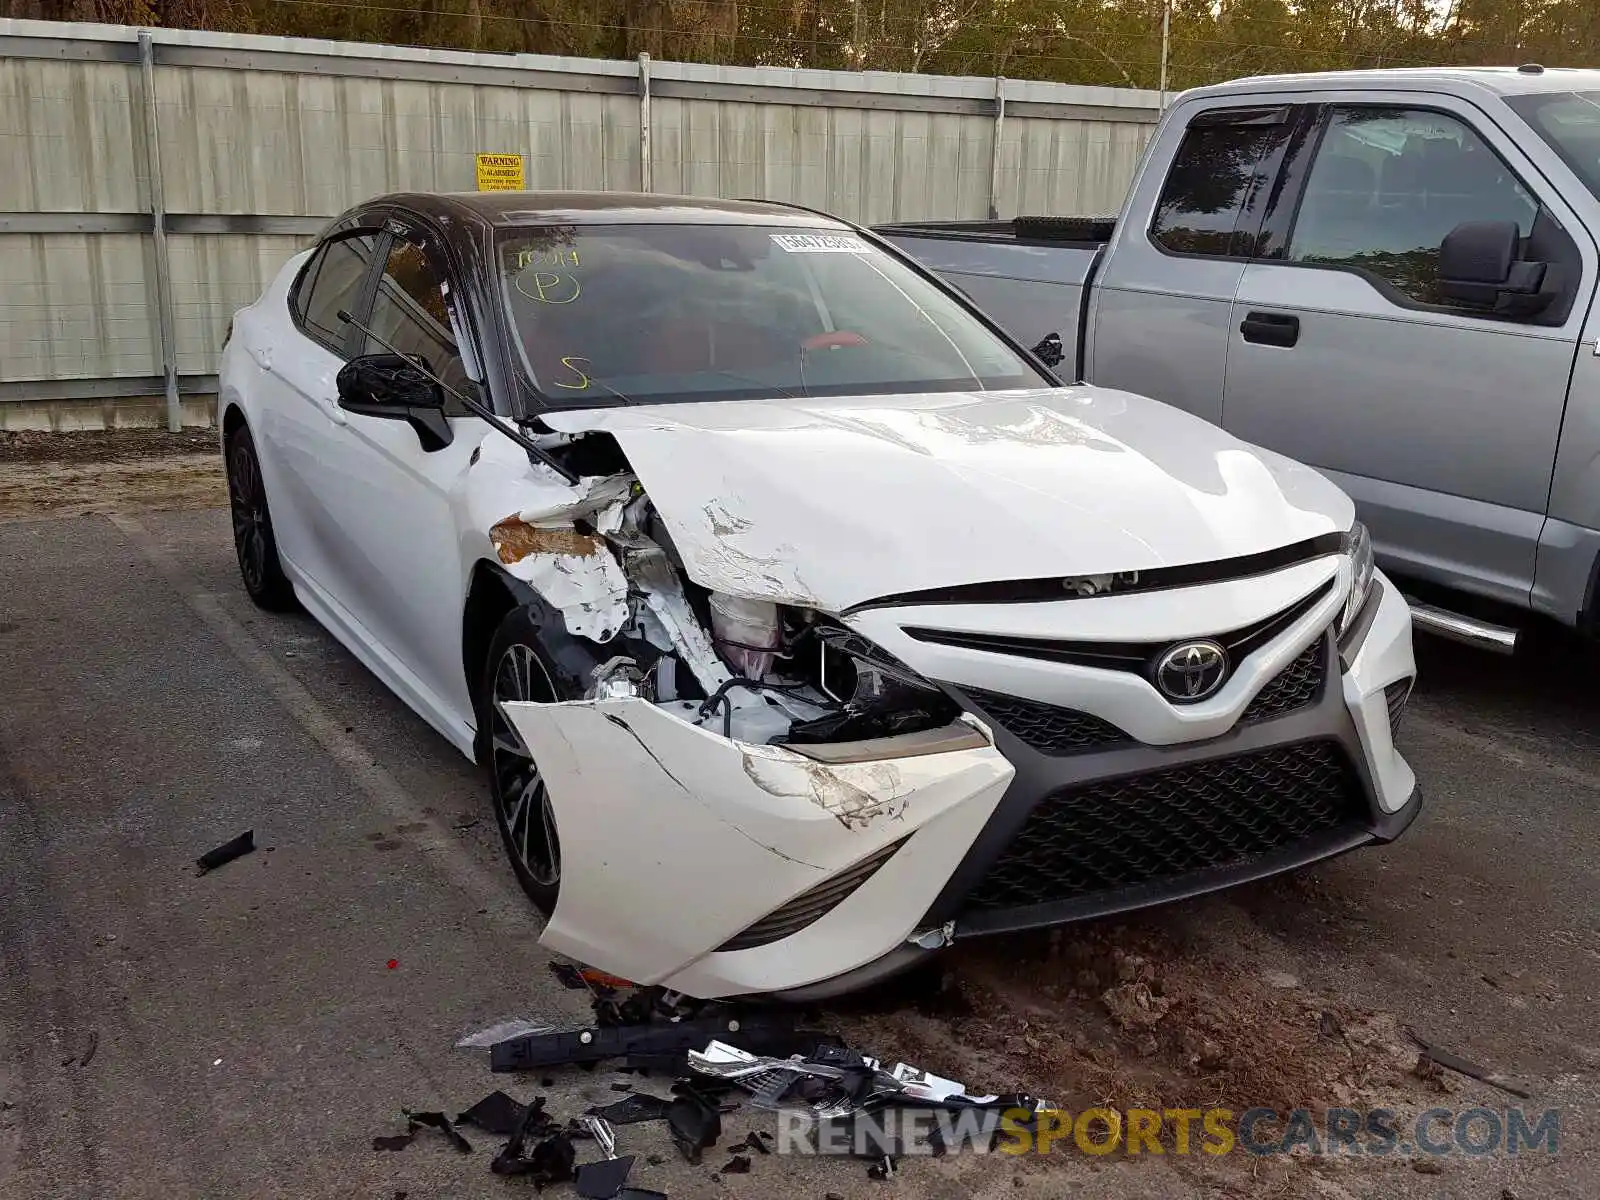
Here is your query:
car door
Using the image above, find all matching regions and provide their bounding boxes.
[293,225,493,749]
[255,227,385,606]
[1086,101,1303,425]
[1221,96,1596,609]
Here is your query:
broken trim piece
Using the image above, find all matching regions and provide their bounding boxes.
[781,721,990,764]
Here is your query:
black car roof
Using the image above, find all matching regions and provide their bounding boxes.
[366,190,851,232]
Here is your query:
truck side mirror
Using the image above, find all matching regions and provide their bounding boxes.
[1438,220,1550,317]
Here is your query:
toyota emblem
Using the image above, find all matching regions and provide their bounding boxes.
[1154,640,1229,702]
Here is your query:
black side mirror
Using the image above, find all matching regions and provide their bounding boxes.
[1438,220,1550,317]
[1031,331,1066,369]
[335,353,453,450]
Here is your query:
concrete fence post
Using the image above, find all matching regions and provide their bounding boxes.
[137,29,182,431]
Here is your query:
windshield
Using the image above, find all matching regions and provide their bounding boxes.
[495,223,1045,407]
[1506,90,1600,201]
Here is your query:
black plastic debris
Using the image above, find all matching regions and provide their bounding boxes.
[401,1109,473,1154]
[574,1154,636,1199]
[667,1084,722,1165]
[195,830,255,875]
[867,1154,898,1181]
[615,1190,668,1200]
[491,1097,577,1184]
[728,1132,770,1155]
[456,1090,527,1136]
[720,1154,752,1175]
[491,1011,836,1073]
[584,1091,674,1126]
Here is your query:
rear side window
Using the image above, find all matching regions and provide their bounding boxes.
[1287,108,1538,307]
[1151,111,1294,257]
[292,233,379,351]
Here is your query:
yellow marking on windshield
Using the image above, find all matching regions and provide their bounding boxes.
[551,356,591,390]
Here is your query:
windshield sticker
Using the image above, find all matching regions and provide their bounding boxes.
[770,232,870,254]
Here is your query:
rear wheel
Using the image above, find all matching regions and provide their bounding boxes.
[225,422,297,612]
[481,606,564,915]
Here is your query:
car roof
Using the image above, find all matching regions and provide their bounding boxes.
[367,190,851,231]
[1185,65,1600,103]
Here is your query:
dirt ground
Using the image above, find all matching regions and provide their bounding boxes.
[2,431,1593,1199]
[0,430,224,520]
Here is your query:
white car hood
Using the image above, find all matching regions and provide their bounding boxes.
[541,386,1354,612]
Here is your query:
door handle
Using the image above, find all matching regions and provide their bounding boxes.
[1240,311,1300,347]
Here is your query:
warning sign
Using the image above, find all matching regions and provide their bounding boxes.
[476,152,526,192]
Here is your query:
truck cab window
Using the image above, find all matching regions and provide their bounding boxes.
[1287,107,1538,307]
[1150,113,1292,257]
[365,240,475,412]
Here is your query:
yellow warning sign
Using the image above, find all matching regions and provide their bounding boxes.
[476,152,526,192]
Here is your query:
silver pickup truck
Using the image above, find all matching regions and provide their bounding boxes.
[878,66,1600,652]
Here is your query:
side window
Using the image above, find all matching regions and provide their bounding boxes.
[1287,107,1539,308]
[293,233,379,352]
[365,240,473,406]
[1151,111,1294,257]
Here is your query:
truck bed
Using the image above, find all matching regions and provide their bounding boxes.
[873,217,1114,380]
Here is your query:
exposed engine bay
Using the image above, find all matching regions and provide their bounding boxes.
[489,431,961,749]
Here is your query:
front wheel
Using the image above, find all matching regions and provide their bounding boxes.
[480,607,565,915]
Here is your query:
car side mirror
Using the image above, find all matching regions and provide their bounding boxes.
[1438,220,1551,317]
[335,353,453,450]
[1031,331,1066,369]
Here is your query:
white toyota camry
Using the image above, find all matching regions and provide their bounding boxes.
[218,191,1420,1000]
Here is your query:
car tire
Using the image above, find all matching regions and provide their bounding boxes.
[480,606,565,916]
[225,421,298,612]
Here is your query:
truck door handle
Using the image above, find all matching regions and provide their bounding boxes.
[1240,311,1300,347]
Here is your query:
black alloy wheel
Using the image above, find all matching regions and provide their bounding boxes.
[225,423,297,611]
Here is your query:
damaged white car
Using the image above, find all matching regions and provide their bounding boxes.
[219,192,1420,1000]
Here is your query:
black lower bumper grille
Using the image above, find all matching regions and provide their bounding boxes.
[1384,678,1413,734]
[1242,638,1327,723]
[716,838,905,952]
[962,740,1362,911]
[965,688,1131,755]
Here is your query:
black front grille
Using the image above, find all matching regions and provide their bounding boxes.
[1242,638,1326,723]
[965,688,1131,755]
[962,741,1361,911]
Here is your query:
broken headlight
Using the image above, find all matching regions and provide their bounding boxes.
[780,623,958,745]
[1337,521,1375,637]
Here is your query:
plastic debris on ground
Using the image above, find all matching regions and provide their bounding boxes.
[195,829,255,875]
[412,974,1052,1194]
[575,1154,637,1198]
[585,1091,675,1126]
[455,1090,528,1136]
[666,1081,722,1164]
[455,1018,556,1049]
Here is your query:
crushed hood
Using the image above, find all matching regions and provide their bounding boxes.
[540,386,1354,612]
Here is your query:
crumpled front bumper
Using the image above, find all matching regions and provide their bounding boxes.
[503,570,1419,1000]
[501,698,1015,997]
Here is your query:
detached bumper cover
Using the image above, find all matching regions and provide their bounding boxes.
[501,697,1014,997]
